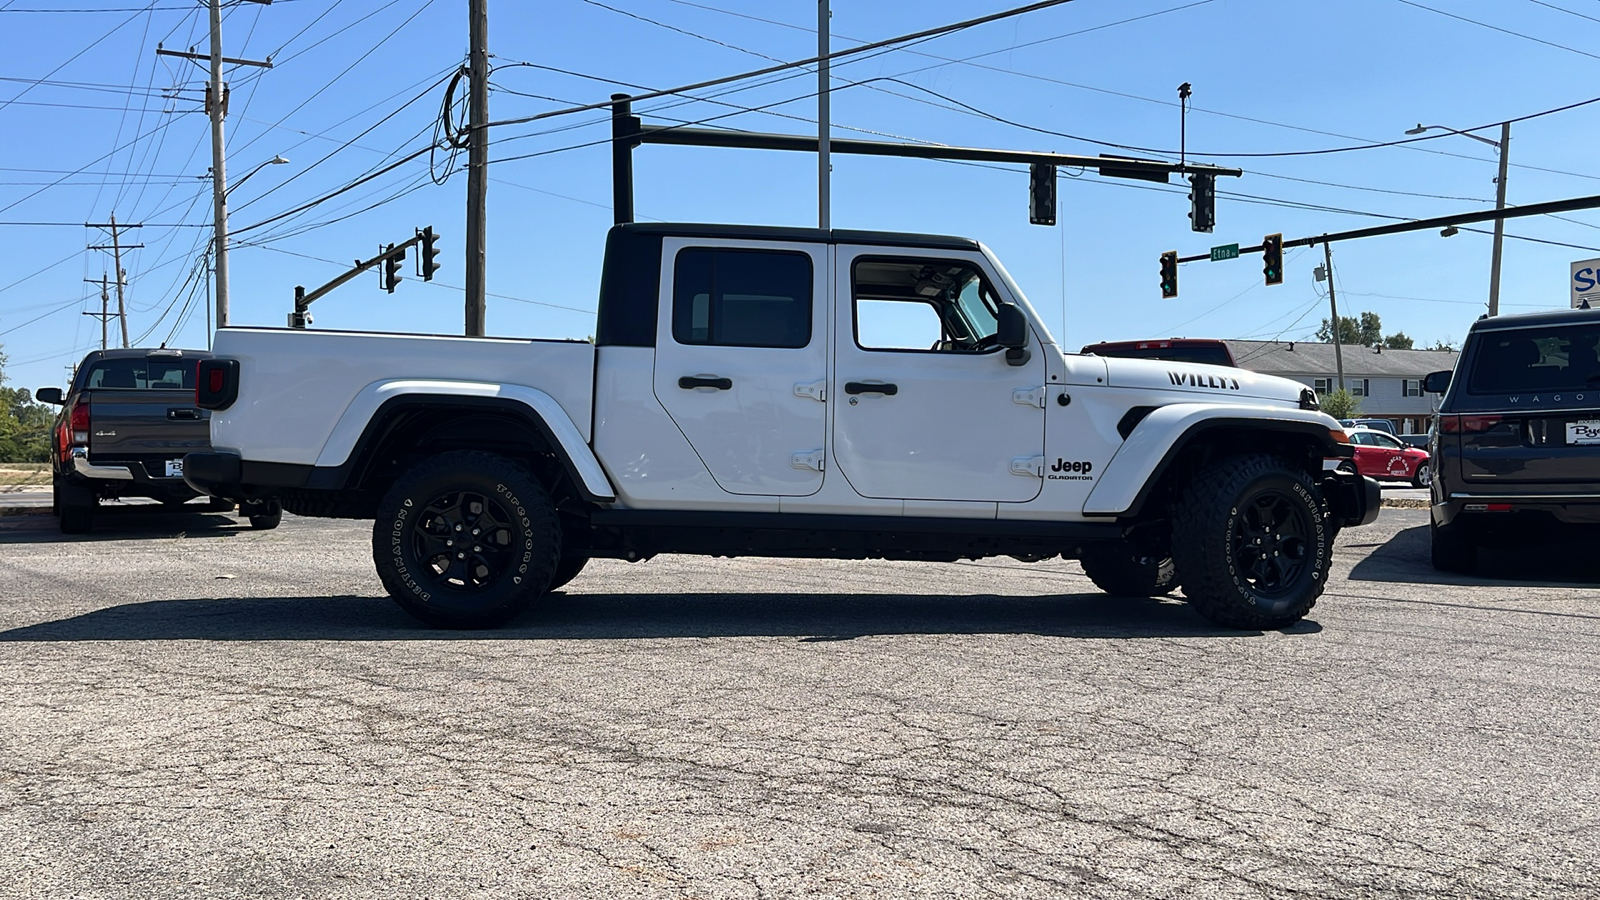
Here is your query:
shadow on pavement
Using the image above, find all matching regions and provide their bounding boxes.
[0,589,1319,643]
[0,507,247,543]
[1348,522,1600,588]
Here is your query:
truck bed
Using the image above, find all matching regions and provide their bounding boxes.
[210,327,596,467]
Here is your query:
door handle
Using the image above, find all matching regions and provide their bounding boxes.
[844,381,898,396]
[167,408,201,420]
[678,375,733,390]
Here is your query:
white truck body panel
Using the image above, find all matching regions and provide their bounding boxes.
[209,327,597,463]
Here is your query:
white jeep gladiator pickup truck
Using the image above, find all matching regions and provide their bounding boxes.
[185,223,1378,630]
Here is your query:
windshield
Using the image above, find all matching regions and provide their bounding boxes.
[82,358,195,391]
[1467,324,1600,394]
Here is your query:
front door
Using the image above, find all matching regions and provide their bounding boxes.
[651,238,829,496]
[830,247,1046,503]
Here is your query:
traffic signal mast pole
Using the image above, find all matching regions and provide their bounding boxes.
[1174,192,1600,265]
[290,231,430,329]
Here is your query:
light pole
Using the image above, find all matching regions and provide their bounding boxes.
[212,154,288,333]
[1406,122,1509,316]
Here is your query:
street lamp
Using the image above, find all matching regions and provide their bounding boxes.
[225,154,288,196]
[210,154,288,334]
[1405,122,1510,316]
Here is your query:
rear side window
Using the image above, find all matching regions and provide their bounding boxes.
[672,248,812,349]
[1467,325,1600,394]
[83,358,194,390]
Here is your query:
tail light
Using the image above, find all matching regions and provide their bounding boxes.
[1439,414,1503,434]
[196,358,239,410]
[57,401,89,462]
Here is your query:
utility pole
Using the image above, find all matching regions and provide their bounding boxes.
[1323,239,1345,391]
[1488,121,1510,318]
[81,274,113,350]
[465,0,489,336]
[86,214,141,348]
[155,0,271,334]
[817,0,830,230]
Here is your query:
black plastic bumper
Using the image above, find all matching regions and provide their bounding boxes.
[182,450,242,498]
[1324,470,1382,528]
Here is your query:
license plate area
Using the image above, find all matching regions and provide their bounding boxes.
[164,458,184,477]
[1566,419,1600,446]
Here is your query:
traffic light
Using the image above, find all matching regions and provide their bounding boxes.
[1159,250,1178,299]
[1187,172,1215,234]
[418,226,441,281]
[1028,162,1056,226]
[1262,233,1284,286]
[382,243,404,293]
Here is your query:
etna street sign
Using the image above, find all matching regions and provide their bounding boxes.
[1210,243,1240,262]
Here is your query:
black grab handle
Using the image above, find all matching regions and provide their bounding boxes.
[844,381,898,396]
[678,375,733,390]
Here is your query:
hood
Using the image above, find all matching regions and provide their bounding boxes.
[1100,356,1307,406]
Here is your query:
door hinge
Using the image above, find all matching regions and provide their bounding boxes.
[794,380,827,402]
[1010,455,1045,477]
[1012,386,1046,408]
[792,450,825,472]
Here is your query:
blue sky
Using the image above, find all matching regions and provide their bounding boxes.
[3,0,1598,394]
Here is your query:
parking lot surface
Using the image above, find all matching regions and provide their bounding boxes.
[1,506,1597,899]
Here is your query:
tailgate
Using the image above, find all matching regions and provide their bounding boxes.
[1460,408,1600,484]
[88,389,210,478]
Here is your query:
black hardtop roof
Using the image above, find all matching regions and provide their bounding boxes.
[78,347,212,363]
[1470,307,1600,332]
[615,222,981,252]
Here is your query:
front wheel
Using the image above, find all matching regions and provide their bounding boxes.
[372,451,561,629]
[1172,454,1333,630]
[243,498,282,530]
[1080,547,1180,597]
[1412,461,1432,489]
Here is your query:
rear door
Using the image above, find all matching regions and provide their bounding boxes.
[650,238,829,497]
[83,354,209,478]
[1451,323,1600,483]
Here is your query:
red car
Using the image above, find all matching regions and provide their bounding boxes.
[1348,427,1432,487]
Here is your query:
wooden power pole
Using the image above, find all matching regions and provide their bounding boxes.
[86,213,141,348]
[465,0,489,336]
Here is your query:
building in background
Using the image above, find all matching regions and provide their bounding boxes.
[1224,340,1459,434]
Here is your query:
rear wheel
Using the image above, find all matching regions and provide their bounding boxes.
[1430,516,1476,573]
[372,450,560,629]
[56,477,94,535]
[1080,546,1179,597]
[1412,460,1433,489]
[1172,454,1332,630]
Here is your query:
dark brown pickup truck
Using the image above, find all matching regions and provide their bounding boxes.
[36,348,280,534]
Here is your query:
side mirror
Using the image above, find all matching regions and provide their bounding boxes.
[1423,370,1452,394]
[34,387,64,405]
[996,304,1032,367]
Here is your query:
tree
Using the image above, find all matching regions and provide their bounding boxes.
[1317,310,1413,350]
[1319,388,1362,421]
[0,346,52,463]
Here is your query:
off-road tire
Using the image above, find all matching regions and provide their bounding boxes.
[56,477,93,535]
[1412,461,1432,489]
[1172,453,1332,630]
[1430,516,1476,574]
[244,498,282,530]
[547,554,589,592]
[1080,547,1180,597]
[372,450,560,629]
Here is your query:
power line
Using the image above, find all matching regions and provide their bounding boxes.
[1398,0,1600,62]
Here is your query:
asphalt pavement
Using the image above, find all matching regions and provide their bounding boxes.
[1,506,1596,898]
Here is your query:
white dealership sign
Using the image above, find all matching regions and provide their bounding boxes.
[1574,258,1600,308]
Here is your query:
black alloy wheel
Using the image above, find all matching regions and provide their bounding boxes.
[410,489,519,590]
[1229,490,1314,600]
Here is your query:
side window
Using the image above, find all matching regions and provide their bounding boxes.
[1313,377,1333,395]
[852,257,1000,353]
[672,248,812,349]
